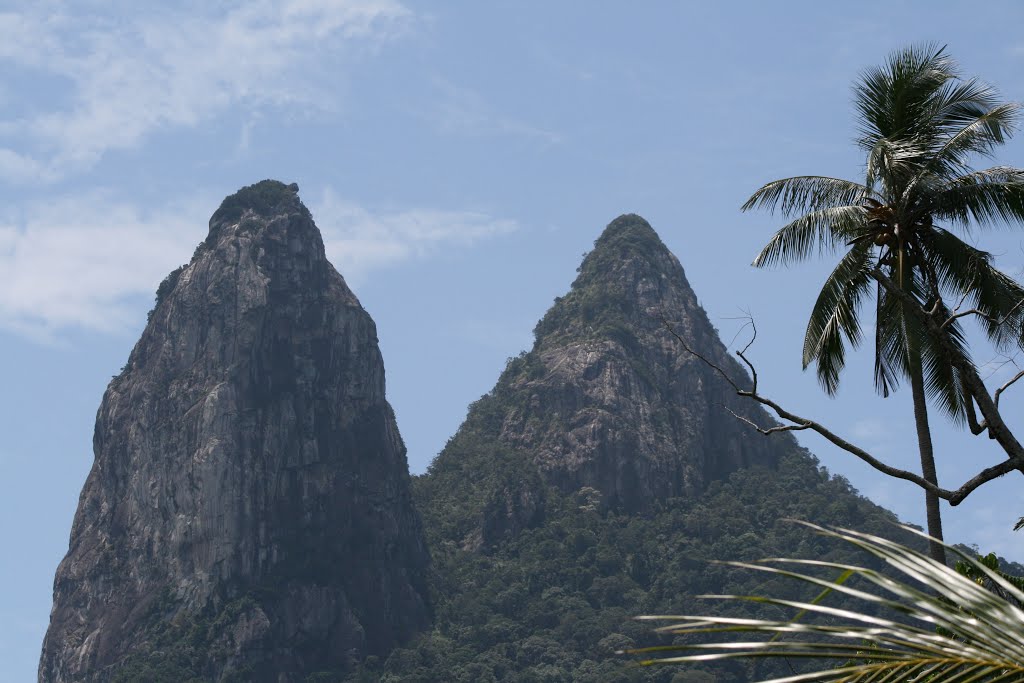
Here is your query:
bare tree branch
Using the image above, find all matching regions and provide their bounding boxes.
[665,312,1024,506]
[660,317,742,392]
[722,405,810,435]
[962,378,991,437]
[995,368,1024,409]
[941,297,1024,330]
[735,317,760,393]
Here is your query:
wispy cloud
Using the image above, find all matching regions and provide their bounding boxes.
[0,0,412,181]
[313,188,518,282]
[0,192,208,341]
[429,78,562,144]
[0,187,517,340]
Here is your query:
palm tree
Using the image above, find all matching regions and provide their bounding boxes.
[627,523,1024,682]
[742,44,1024,564]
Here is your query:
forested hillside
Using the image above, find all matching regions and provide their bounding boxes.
[344,216,938,682]
[353,449,911,682]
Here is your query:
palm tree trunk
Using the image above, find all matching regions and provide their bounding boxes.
[908,353,946,565]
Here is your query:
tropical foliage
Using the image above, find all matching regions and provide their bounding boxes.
[742,44,1024,561]
[744,44,1024,399]
[347,445,961,682]
[629,523,1024,683]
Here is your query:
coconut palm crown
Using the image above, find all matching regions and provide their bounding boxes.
[744,44,1024,413]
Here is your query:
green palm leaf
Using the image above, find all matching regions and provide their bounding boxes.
[752,206,866,268]
[920,104,1021,180]
[921,227,1024,349]
[742,176,873,217]
[854,44,956,153]
[873,281,907,397]
[934,167,1024,230]
[802,244,874,394]
[627,524,1024,682]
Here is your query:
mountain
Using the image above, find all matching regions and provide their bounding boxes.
[39,181,430,683]
[387,214,918,682]
[417,214,785,551]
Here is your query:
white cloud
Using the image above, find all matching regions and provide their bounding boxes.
[429,78,562,144]
[312,188,518,281]
[0,192,208,340]
[0,0,412,181]
[0,187,516,340]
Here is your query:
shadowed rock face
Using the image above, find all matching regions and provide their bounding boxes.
[39,181,430,682]
[507,214,782,509]
[423,214,784,548]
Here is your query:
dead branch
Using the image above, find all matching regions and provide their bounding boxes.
[941,297,1024,330]
[995,368,1024,408]
[962,379,991,437]
[664,315,1024,507]
[660,317,742,392]
[722,405,810,435]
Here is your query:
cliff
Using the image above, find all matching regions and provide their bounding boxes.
[39,181,431,682]
[419,214,785,549]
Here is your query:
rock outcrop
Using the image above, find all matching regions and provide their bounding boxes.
[511,214,782,506]
[40,181,430,682]
[419,214,785,548]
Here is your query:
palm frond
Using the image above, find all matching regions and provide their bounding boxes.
[802,244,874,394]
[910,105,1024,188]
[933,166,1024,231]
[916,296,971,423]
[930,75,1005,135]
[873,281,905,397]
[864,137,932,192]
[921,227,1024,350]
[752,206,866,268]
[742,177,873,217]
[627,523,1024,683]
[855,44,956,153]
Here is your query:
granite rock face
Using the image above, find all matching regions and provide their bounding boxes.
[422,214,784,548]
[39,181,430,682]
[506,214,782,509]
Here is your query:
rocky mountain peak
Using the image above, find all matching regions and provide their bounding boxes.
[40,181,430,682]
[578,212,666,280]
[420,214,786,549]
[532,213,701,350]
[211,179,302,223]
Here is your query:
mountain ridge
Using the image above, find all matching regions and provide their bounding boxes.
[391,213,929,682]
[40,180,430,683]
[417,213,789,554]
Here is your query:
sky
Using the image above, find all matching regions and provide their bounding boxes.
[4,1,1024,680]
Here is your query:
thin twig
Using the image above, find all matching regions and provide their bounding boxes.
[660,317,741,392]
[723,405,811,435]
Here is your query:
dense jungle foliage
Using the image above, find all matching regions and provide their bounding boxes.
[344,444,947,683]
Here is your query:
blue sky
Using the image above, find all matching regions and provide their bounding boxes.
[5,1,1024,680]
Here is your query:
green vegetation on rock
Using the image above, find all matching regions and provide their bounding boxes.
[108,591,261,683]
[352,448,933,682]
[210,179,305,227]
